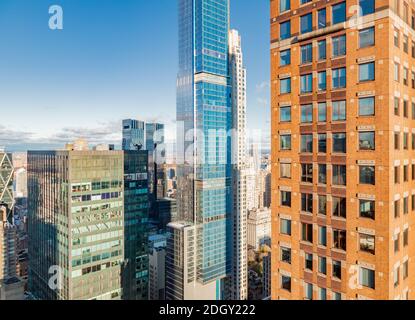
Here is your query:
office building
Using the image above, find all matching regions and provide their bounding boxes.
[173,0,232,299]
[122,119,145,151]
[28,146,124,300]
[165,222,217,300]
[122,150,150,300]
[0,151,14,224]
[156,198,177,230]
[247,208,271,251]
[271,0,415,300]
[148,234,167,300]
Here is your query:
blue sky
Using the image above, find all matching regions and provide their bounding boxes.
[0,0,270,151]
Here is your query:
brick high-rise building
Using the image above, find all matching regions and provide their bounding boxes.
[271,0,415,300]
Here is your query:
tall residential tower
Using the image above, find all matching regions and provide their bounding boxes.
[172,0,232,299]
[271,0,415,300]
[228,29,248,300]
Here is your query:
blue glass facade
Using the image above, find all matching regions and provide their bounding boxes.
[177,0,231,286]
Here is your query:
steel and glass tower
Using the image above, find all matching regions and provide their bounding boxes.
[173,0,232,299]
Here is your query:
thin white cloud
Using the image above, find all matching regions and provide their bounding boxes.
[255,81,270,93]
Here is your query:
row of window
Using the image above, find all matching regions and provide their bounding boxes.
[280,98,375,123]
[280,189,415,220]
[280,28,374,68]
[280,61,375,95]
[281,98,415,123]
[279,1,375,40]
[280,130,415,153]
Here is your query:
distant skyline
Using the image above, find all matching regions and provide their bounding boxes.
[0,0,270,151]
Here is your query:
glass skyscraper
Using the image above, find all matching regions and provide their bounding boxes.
[174,0,232,298]
[28,149,124,300]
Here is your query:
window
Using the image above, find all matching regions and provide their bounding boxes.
[332,133,346,153]
[332,35,346,57]
[280,163,291,179]
[332,68,346,89]
[280,218,291,235]
[318,256,327,274]
[318,134,327,153]
[404,68,409,86]
[394,234,400,253]
[404,166,409,182]
[301,193,313,213]
[301,163,313,183]
[280,0,290,12]
[280,21,291,40]
[318,164,327,184]
[281,191,291,207]
[280,106,291,122]
[281,275,291,291]
[360,199,375,220]
[301,13,313,34]
[280,78,291,94]
[394,166,400,184]
[301,44,313,64]
[360,267,375,289]
[403,228,409,247]
[318,9,326,29]
[359,0,375,16]
[318,71,327,91]
[318,40,326,60]
[403,260,408,279]
[333,165,346,186]
[301,134,313,153]
[359,97,375,116]
[332,2,346,25]
[332,197,346,218]
[301,104,313,123]
[318,195,327,215]
[404,132,409,149]
[404,100,409,117]
[300,74,313,93]
[404,35,409,53]
[394,97,400,116]
[394,199,400,218]
[319,288,327,301]
[393,266,399,287]
[305,253,313,270]
[359,233,375,254]
[359,131,375,150]
[304,283,313,300]
[359,62,375,81]
[333,260,342,279]
[281,247,291,264]
[333,229,346,250]
[318,227,327,246]
[394,132,400,150]
[394,29,399,47]
[359,166,375,185]
[394,63,400,82]
[359,27,375,48]
[318,102,327,122]
[302,223,313,243]
[332,100,346,120]
[280,134,291,150]
[333,292,342,300]
[280,49,291,66]
[404,196,408,214]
